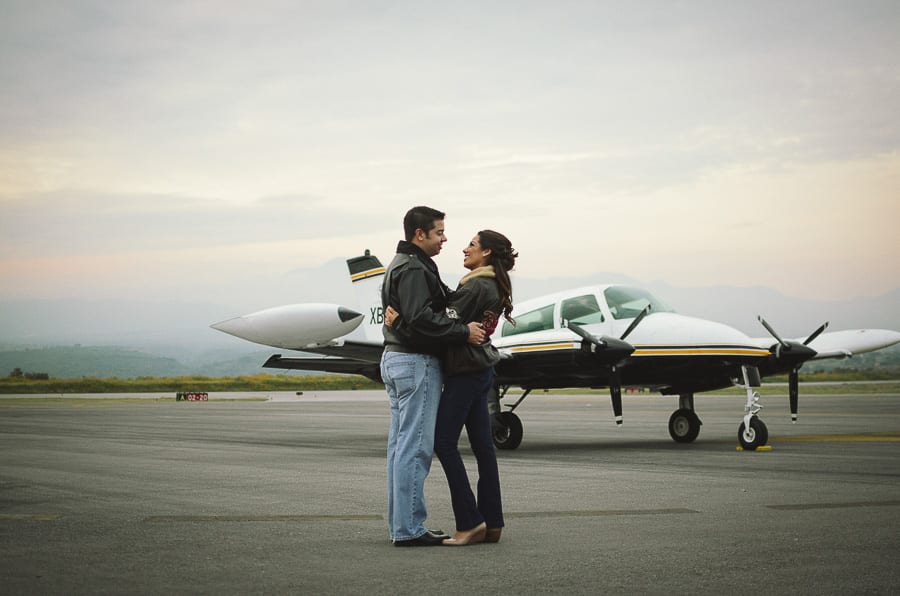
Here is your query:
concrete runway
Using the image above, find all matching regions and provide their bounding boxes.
[2,390,899,595]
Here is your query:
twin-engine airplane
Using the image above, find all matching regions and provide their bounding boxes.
[211,251,900,451]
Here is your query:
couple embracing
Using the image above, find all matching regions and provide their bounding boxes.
[380,206,517,547]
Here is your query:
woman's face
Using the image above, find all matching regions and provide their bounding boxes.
[462,235,491,271]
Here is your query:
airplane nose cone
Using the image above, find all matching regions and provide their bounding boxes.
[602,336,636,363]
[210,316,251,337]
[769,340,817,365]
[210,315,262,343]
[795,342,818,358]
[338,307,362,323]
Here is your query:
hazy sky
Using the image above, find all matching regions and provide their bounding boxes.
[2,0,899,308]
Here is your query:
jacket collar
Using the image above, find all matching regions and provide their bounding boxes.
[396,240,439,275]
[459,265,495,286]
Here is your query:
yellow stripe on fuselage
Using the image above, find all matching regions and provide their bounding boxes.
[503,343,770,358]
[351,267,385,282]
[508,342,580,353]
[633,347,771,357]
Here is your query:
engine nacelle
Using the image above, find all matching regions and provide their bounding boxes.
[211,303,364,350]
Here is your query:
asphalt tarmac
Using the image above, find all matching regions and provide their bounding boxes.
[2,390,899,595]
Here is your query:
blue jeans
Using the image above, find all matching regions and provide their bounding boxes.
[380,351,443,541]
[434,367,504,532]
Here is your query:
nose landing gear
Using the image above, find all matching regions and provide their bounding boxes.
[737,366,769,450]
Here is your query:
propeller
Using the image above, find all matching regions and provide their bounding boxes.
[565,320,607,349]
[563,308,646,426]
[758,317,827,423]
[563,320,637,363]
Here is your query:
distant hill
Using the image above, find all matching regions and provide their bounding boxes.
[1,256,897,379]
[0,346,192,379]
[0,346,314,379]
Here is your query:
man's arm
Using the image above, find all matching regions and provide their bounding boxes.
[390,262,485,345]
[385,305,484,345]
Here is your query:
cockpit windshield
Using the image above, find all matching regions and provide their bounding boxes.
[603,286,674,320]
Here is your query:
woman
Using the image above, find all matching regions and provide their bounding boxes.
[386,230,517,546]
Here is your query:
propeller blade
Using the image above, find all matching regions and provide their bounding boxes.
[564,320,606,348]
[620,305,651,341]
[789,368,799,423]
[758,316,789,349]
[610,366,623,426]
[803,321,829,346]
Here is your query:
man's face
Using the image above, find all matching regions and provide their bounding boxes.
[415,219,447,257]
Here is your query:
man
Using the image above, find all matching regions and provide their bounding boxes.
[380,206,485,546]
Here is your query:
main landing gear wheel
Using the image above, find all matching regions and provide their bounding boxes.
[493,411,523,450]
[668,408,702,443]
[738,417,769,450]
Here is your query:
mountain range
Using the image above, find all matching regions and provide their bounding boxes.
[1,256,898,378]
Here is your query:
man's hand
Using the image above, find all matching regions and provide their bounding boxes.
[384,305,399,327]
[467,321,485,345]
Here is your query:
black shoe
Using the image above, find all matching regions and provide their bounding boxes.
[427,528,448,538]
[394,531,446,547]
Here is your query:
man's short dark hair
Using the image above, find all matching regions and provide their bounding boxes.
[403,206,445,241]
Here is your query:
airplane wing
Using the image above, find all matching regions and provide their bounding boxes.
[262,355,382,382]
[806,329,900,361]
[261,340,384,382]
[749,328,900,361]
[297,340,384,362]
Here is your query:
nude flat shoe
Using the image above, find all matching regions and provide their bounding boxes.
[484,528,502,543]
[442,522,487,546]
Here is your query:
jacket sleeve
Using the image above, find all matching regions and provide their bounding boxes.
[392,266,470,344]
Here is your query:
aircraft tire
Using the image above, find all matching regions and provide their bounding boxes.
[738,417,769,450]
[493,412,523,450]
[668,408,701,443]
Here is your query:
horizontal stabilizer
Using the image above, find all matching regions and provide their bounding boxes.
[263,354,382,383]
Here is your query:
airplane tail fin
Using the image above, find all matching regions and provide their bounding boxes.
[346,251,386,343]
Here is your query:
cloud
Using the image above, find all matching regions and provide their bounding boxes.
[0,190,392,259]
[1,1,898,306]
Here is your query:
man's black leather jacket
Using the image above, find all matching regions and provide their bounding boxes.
[381,241,470,356]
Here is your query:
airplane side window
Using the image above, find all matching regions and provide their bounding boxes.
[604,286,674,320]
[501,304,556,336]
[561,294,604,325]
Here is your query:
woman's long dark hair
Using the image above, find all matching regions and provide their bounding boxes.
[478,229,517,324]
